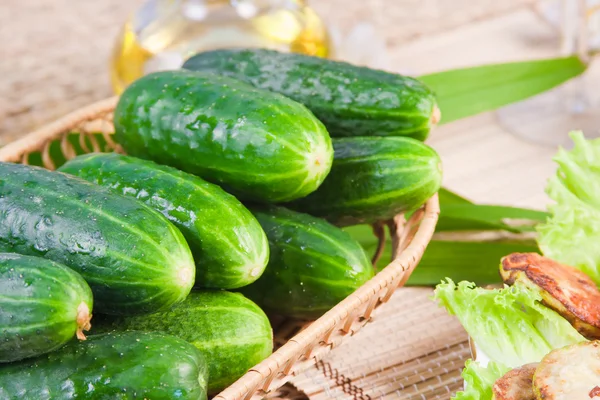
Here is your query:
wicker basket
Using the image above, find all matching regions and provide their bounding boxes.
[0,97,440,400]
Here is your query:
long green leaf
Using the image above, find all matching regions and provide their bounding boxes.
[438,187,472,205]
[412,240,539,286]
[438,190,547,232]
[419,56,586,124]
[362,240,539,286]
[437,205,549,233]
[435,216,515,233]
[344,225,379,248]
[347,193,545,287]
[345,190,546,245]
[442,205,548,222]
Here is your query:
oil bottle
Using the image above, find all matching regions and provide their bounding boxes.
[110,0,331,93]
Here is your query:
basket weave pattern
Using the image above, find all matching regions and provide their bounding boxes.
[0,98,440,400]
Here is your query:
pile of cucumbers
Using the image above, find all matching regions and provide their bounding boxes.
[0,49,442,399]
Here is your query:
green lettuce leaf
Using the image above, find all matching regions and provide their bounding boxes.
[452,360,510,400]
[538,131,600,284]
[434,280,586,368]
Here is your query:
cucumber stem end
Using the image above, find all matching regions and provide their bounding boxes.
[431,105,441,125]
[76,301,92,341]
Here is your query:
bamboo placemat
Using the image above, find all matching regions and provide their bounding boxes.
[285,288,468,400]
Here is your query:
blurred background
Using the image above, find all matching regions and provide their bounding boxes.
[0,0,539,145]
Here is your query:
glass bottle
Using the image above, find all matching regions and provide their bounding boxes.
[110,0,330,94]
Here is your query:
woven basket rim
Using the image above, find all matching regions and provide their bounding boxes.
[0,97,440,400]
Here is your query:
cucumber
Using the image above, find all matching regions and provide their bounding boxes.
[59,153,269,289]
[183,48,439,140]
[114,70,333,203]
[287,137,442,226]
[0,331,208,400]
[241,206,374,319]
[0,162,195,315]
[0,253,93,363]
[92,291,272,394]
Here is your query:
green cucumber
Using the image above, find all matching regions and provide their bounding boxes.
[183,48,439,140]
[59,153,269,289]
[0,253,93,363]
[0,331,208,400]
[287,137,442,226]
[241,206,374,319]
[0,162,195,315]
[93,291,272,394]
[114,70,333,203]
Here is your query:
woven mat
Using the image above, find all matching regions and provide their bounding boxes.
[1,0,533,146]
[285,288,469,400]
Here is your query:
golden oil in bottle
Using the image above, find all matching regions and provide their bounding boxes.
[110,0,331,94]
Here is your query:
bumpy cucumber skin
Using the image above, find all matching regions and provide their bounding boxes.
[183,48,438,140]
[93,291,273,394]
[241,206,374,319]
[0,162,195,315]
[114,70,333,203]
[0,253,93,363]
[59,153,269,289]
[287,137,442,226]
[0,331,208,400]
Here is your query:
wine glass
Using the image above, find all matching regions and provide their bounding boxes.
[496,0,600,148]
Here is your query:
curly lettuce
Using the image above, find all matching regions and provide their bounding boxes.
[435,280,585,368]
[435,279,586,399]
[453,360,510,400]
[537,131,600,284]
